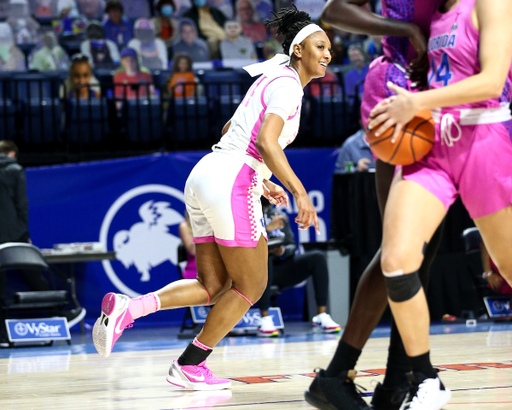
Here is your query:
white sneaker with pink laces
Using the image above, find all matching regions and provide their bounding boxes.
[92,293,133,357]
[166,360,232,390]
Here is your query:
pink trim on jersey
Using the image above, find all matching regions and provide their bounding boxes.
[193,236,215,244]
[245,70,302,161]
[231,286,254,306]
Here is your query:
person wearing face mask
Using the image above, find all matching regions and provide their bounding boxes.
[183,0,227,59]
[127,18,168,69]
[102,0,133,49]
[80,20,120,67]
[152,0,179,47]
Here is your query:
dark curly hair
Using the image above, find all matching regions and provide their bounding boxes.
[266,5,312,56]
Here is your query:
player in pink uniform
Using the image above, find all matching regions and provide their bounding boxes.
[306,1,443,410]
[92,6,332,390]
[368,0,512,408]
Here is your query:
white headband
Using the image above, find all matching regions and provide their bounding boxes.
[243,23,325,78]
[288,23,325,57]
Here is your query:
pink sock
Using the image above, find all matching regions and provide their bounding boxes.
[128,293,160,320]
[192,337,212,351]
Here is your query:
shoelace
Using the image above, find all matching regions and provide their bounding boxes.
[401,380,431,410]
[440,113,462,147]
[390,384,411,406]
[348,379,368,405]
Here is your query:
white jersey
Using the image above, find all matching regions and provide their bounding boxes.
[213,65,304,179]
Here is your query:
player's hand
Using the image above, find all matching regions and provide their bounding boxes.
[357,157,372,172]
[407,24,429,89]
[486,272,504,292]
[263,180,289,208]
[295,193,320,234]
[368,82,419,143]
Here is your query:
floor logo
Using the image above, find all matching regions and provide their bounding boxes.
[100,184,185,296]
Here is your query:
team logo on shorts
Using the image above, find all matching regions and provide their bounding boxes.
[99,184,185,297]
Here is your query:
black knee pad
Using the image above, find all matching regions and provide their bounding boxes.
[384,271,422,303]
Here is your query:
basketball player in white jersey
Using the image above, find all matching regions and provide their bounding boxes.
[92,5,332,390]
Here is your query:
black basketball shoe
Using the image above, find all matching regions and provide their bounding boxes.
[304,369,370,410]
[370,382,409,410]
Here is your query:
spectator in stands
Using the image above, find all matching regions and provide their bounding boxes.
[334,120,374,174]
[344,44,368,100]
[61,53,100,98]
[207,0,233,19]
[178,211,197,279]
[53,0,87,39]
[80,20,120,67]
[103,0,133,49]
[168,53,197,98]
[0,22,26,71]
[257,197,342,337]
[171,18,209,63]
[114,47,154,99]
[183,0,226,59]
[29,31,70,70]
[152,0,179,48]
[293,0,327,22]
[252,0,273,22]
[364,34,383,61]
[76,0,104,20]
[309,67,341,97]
[262,25,283,60]
[120,0,150,19]
[236,0,266,43]
[127,18,168,69]
[7,0,40,44]
[33,0,56,17]
[220,20,256,61]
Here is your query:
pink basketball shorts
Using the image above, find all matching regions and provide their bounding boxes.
[184,151,267,247]
[403,109,512,219]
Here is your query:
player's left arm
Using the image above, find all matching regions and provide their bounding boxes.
[368,0,512,140]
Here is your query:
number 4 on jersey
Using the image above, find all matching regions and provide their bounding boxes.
[429,53,453,86]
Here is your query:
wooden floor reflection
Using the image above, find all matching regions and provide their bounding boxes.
[1,325,511,409]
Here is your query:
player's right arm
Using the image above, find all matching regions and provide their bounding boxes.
[256,114,319,234]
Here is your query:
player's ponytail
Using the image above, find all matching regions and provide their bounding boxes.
[266,5,312,57]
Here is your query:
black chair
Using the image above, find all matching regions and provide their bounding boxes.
[0,243,69,346]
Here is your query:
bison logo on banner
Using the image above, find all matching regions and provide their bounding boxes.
[99,184,185,296]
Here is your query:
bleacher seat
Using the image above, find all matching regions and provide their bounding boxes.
[201,70,243,99]
[23,98,62,145]
[65,98,109,144]
[167,96,209,145]
[0,99,17,140]
[126,97,162,143]
[219,94,241,129]
[309,95,348,141]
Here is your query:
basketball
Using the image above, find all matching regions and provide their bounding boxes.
[367,109,435,166]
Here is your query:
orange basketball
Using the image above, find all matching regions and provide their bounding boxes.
[367,109,435,166]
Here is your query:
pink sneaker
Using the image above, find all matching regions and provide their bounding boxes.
[92,293,133,357]
[166,360,232,391]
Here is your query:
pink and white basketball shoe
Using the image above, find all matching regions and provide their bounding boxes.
[92,293,133,357]
[166,360,232,390]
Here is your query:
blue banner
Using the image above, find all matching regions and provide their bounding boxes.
[191,307,284,330]
[484,296,511,317]
[6,318,70,342]
[26,149,338,325]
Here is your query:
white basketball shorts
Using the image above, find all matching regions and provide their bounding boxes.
[184,151,267,247]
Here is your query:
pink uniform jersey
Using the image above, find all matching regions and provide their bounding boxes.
[184,66,303,247]
[403,0,512,219]
[361,0,444,127]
